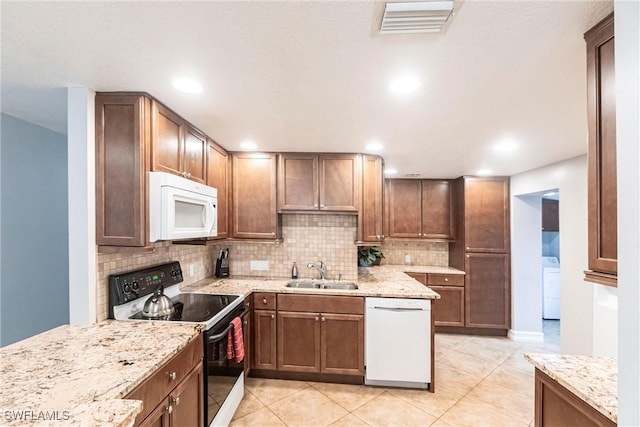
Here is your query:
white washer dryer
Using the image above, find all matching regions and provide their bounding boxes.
[542,256,560,319]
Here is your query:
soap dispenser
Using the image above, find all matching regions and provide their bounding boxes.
[291,262,298,279]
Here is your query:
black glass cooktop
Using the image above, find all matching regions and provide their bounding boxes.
[130,293,240,322]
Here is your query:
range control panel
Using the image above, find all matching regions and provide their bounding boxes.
[109,261,183,306]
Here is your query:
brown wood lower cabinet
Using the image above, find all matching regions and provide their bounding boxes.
[127,337,203,427]
[535,369,615,427]
[252,293,365,378]
[252,309,277,370]
[430,286,465,327]
[243,296,252,377]
[465,253,510,329]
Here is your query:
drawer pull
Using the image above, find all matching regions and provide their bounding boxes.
[262,298,267,304]
[169,371,177,381]
[444,278,449,282]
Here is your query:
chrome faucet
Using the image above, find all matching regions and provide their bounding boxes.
[307,261,326,280]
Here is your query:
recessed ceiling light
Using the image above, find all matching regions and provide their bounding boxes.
[240,140,257,150]
[389,76,420,94]
[493,138,518,152]
[366,141,384,151]
[477,169,492,176]
[385,168,398,175]
[172,78,203,94]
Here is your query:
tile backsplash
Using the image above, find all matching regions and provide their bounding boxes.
[215,214,358,281]
[96,214,450,321]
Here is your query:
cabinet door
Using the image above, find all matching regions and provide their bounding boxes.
[319,154,360,211]
[465,253,510,329]
[360,155,383,242]
[138,398,170,427]
[95,94,149,247]
[278,154,318,211]
[542,198,559,232]
[385,179,422,238]
[182,125,207,184]
[170,361,203,427]
[430,286,465,327]
[277,311,321,373]
[586,14,617,279]
[422,180,454,240]
[152,101,183,177]
[253,310,277,370]
[232,153,277,239]
[321,313,364,375]
[206,141,229,239]
[464,177,510,252]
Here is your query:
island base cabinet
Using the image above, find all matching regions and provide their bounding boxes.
[535,369,615,427]
[321,313,364,375]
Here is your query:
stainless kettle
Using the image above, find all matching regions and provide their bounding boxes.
[142,285,175,319]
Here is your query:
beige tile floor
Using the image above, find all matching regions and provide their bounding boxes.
[230,333,559,427]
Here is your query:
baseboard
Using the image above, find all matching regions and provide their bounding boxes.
[508,329,544,343]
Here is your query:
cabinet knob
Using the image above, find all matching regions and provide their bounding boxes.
[246,302,250,308]
[167,404,173,415]
[243,320,248,326]
[376,235,380,239]
[315,316,319,321]
[262,298,267,304]
[271,314,275,319]
[320,204,325,208]
[169,371,177,381]
[173,396,181,406]
[314,203,318,207]
[444,278,449,282]
[186,172,192,178]
[321,317,326,322]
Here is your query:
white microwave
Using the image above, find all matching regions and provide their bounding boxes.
[148,172,217,242]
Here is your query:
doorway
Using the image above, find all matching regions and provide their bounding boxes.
[541,191,560,347]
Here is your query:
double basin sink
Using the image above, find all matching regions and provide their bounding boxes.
[285,280,358,290]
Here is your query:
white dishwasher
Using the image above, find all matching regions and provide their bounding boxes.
[365,297,431,389]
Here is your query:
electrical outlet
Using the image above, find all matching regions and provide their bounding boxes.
[250,260,269,271]
[405,254,411,264]
[189,264,195,277]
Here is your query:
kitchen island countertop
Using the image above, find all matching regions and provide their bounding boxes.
[525,353,617,423]
[0,320,203,426]
[181,264,462,299]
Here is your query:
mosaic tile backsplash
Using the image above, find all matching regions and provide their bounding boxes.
[96,214,449,321]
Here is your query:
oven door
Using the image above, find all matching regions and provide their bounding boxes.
[204,306,248,426]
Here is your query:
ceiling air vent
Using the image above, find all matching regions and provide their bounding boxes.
[380,1,454,34]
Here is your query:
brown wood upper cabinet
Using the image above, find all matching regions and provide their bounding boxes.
[206,140,230,239]
[542,198,559,232]
[385,179,454,240]
[232,153,278,239]
[278,153,361,212]
[151,101,207,184]
[358,155,384,242]
[585,13,617,287]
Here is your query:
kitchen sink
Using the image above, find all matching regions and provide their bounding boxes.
[285,280,358,290]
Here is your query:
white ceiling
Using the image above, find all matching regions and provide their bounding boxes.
[1,0,613,178]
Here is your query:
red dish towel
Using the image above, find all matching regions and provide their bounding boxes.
[226,316,245,363]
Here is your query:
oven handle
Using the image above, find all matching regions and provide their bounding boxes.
[207,306,249,344]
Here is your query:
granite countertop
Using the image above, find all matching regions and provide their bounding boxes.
[0,320,203,426]
[182,264,464,299]
[525,353,617,423]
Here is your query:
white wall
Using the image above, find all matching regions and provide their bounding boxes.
[67,88,96,325]
[510,194,544,341]
[615,1,640,424]
[511,155,602,355]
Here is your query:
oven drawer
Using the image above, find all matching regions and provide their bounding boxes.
[254,292,277,310]
[126,335,203,424]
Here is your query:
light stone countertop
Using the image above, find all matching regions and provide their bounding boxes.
[525,353,617,423]
[0,320,203,426]
[181,264,464,299]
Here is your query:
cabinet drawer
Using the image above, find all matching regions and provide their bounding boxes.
[406,272,427,285]
[278,294,364,315]
[254,292,277,310]
[427,274,464,287]
[126,336,203,424]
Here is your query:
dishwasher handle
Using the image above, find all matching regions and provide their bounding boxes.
[372,306,425,311]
